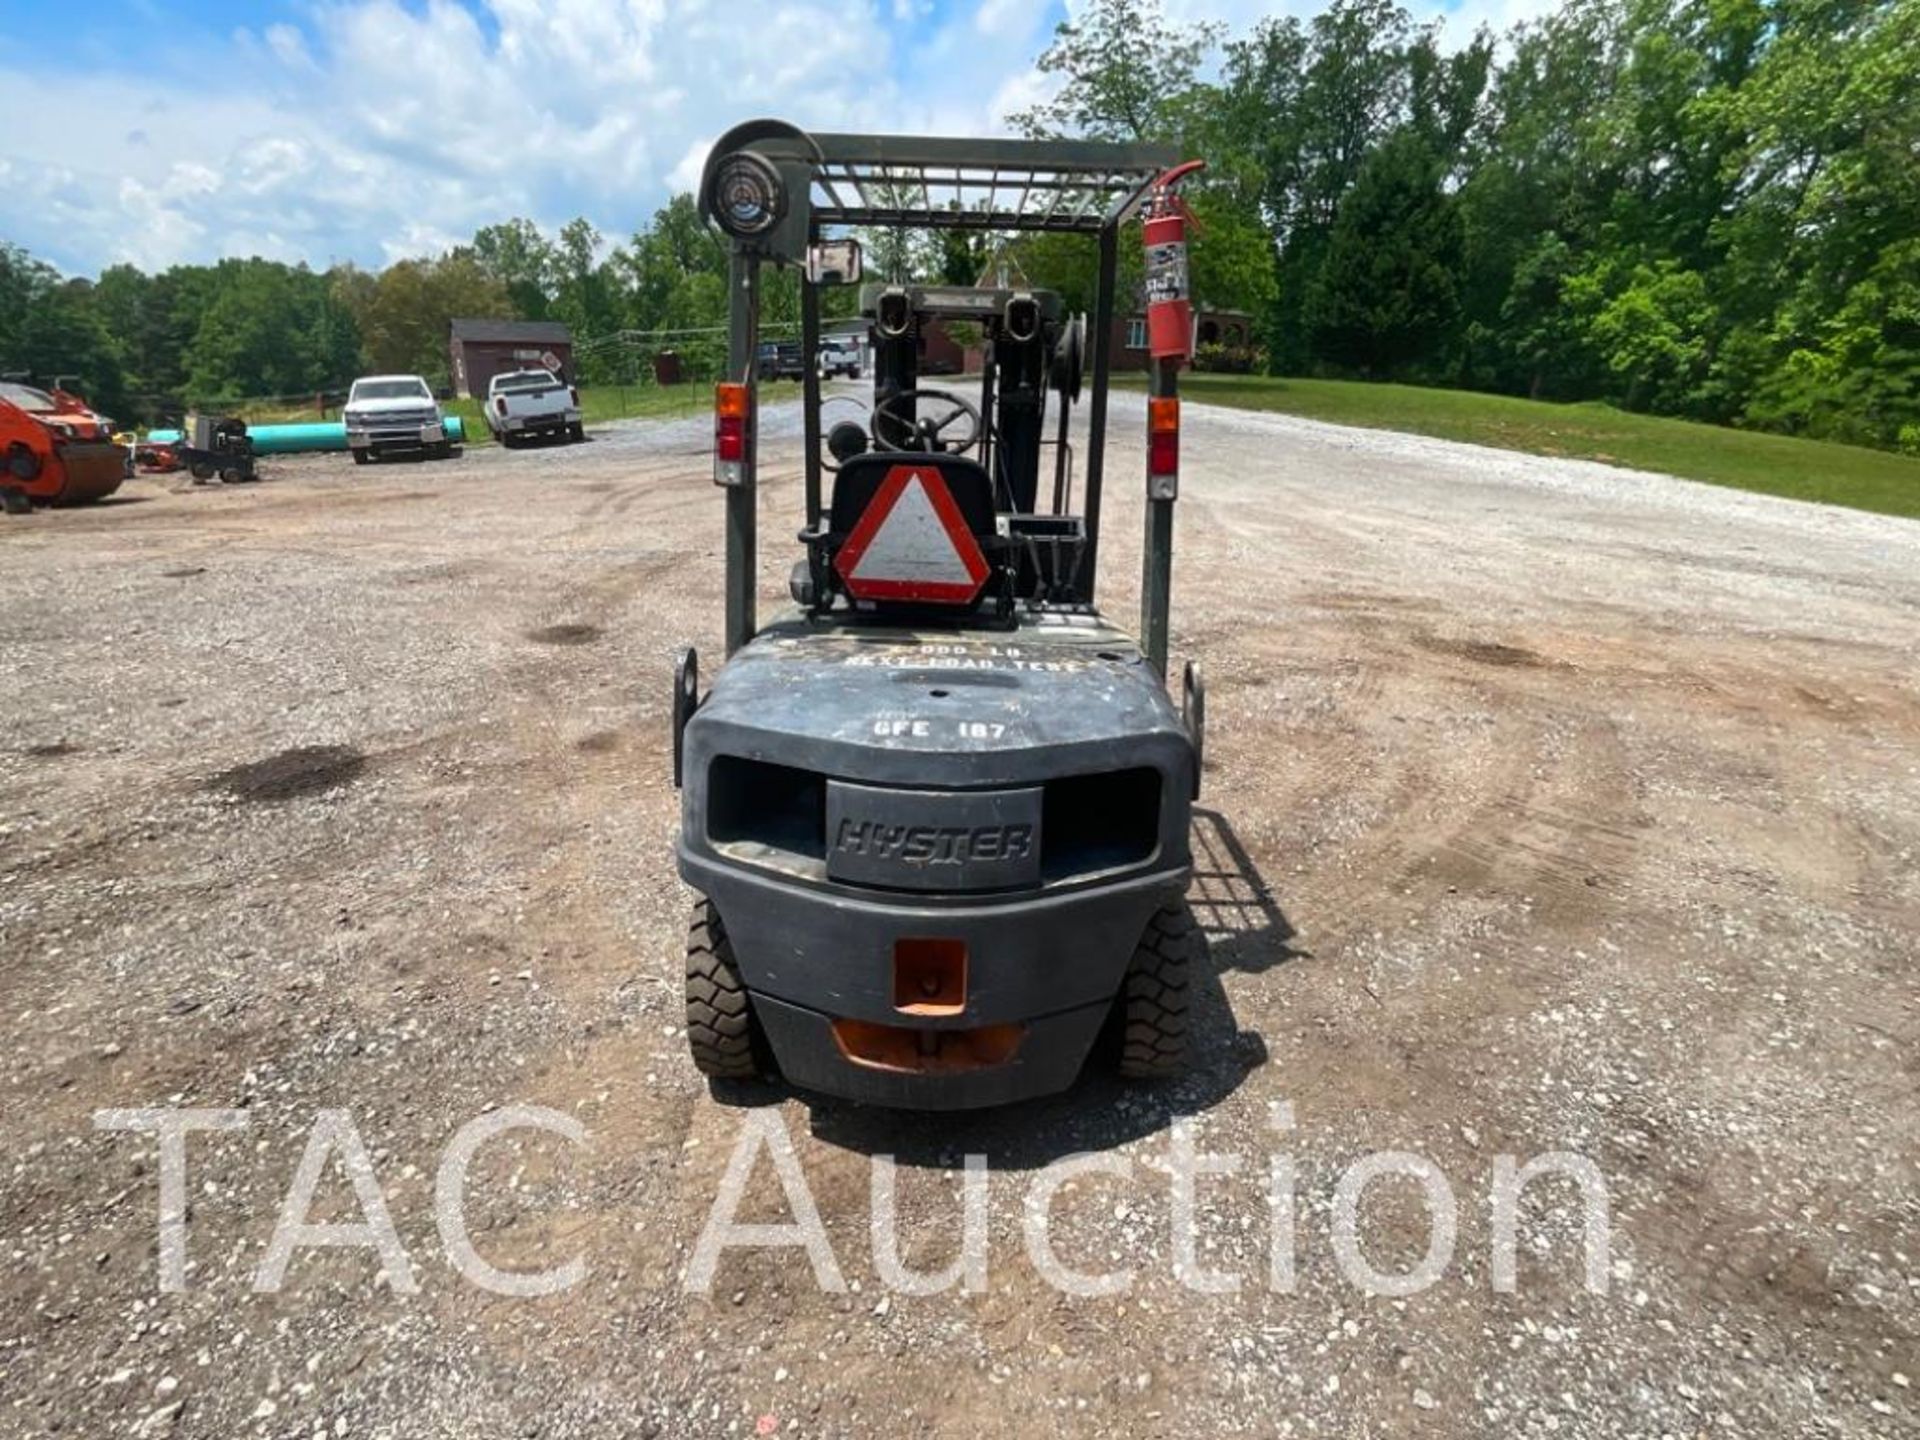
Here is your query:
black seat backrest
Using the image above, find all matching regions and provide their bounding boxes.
[828,453,998,541]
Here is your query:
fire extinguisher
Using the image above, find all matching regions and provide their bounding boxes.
[1142,160,1206,361]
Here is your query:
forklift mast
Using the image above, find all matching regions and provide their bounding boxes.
[861,283,1067,515]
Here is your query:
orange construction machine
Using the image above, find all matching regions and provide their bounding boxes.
[0,379,126,513]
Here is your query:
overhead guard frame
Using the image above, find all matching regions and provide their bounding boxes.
[705,121,1183,655]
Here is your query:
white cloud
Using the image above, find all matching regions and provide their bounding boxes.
[1,0,1533,277]
[260,22,316,70]
[1432,0,1562,49]
[2,0,928,273]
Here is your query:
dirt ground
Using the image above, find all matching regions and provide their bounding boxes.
[2,397,1916,1439]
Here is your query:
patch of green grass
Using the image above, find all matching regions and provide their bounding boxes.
[1148,373,1920,521]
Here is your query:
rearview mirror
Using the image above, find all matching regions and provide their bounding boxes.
[807,239,863,285]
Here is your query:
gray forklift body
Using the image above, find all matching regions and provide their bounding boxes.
[678,120,1199,1108]
[678,612,1194,1107]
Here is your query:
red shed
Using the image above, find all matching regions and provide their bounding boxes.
[448,319,576,398]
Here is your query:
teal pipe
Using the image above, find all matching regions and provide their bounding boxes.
[252,422,347,453]
[145,416,467,453]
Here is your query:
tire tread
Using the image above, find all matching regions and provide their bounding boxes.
[1116,901,1196,1079]
[685,898,764,1079]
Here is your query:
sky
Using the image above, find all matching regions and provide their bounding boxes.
[0,0,1551,278]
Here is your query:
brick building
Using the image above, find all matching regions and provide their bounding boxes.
[1106,308,1254,372]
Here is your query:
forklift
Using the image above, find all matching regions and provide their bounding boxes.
[675,120,1207,1108]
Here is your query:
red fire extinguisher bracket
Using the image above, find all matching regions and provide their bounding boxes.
[1142,160,1207,362]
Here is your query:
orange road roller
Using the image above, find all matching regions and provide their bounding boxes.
[0,379,126,513]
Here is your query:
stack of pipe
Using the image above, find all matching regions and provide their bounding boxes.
[145,416,467,454]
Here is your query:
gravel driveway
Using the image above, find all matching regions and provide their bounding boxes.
[2,396,1916,1438]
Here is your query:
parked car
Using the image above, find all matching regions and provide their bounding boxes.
[756,340,806,381]
[343,375,451,463]
[485,368,584,446]
[818,338,862,379]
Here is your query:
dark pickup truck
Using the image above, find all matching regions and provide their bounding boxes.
[756,341,806,381]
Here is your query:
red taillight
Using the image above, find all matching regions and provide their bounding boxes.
[714,383,749,463]
[1148,396,1179,477]
[569,387,580,407]
[493,396,507,415]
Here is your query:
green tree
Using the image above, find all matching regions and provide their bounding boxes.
[180,259,359,403]
[1185,191,1278,333]
[338,253,509,384]
[1012,0,1221,142]
[1573,258,1714,412]
[13,280,131,416]
[549,218,624,381]
[1215,0,1441,369]
[1492,233,1593,400]
[1746,238,1920,447]
[1305,132,1463,376]
[937,229,989,287]
[472,219,558,319]
[614,194,726,333]
[0,242,59,368]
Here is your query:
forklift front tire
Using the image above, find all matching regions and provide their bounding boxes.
[0,486,31,515]
[1115,900,1195,1079]
[351,448,370,466]
[685,897,769,1081]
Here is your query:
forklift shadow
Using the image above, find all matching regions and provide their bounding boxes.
[789,807,1300,1170]
[1188,806,1305,976]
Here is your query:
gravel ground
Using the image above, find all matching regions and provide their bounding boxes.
[2,395,1916,1439]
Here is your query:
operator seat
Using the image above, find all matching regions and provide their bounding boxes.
[820,451,1007,611]
[828,451,999,539]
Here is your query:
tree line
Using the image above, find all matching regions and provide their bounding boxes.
[0,197,743,421]
[1021,0,1918,451]
[3,0,1914,451]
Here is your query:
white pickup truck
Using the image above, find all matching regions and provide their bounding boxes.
[485,369,584,446]
[343,375,451,463]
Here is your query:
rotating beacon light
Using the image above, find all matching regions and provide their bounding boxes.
[710,151,785,240]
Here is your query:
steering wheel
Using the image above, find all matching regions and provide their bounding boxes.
[871,388,982,456]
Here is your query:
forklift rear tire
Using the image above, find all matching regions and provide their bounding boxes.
[685,897,769,1080]
[1115,900,1195,1079]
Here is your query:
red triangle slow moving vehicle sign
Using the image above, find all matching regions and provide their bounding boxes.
[836,464,990,604]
